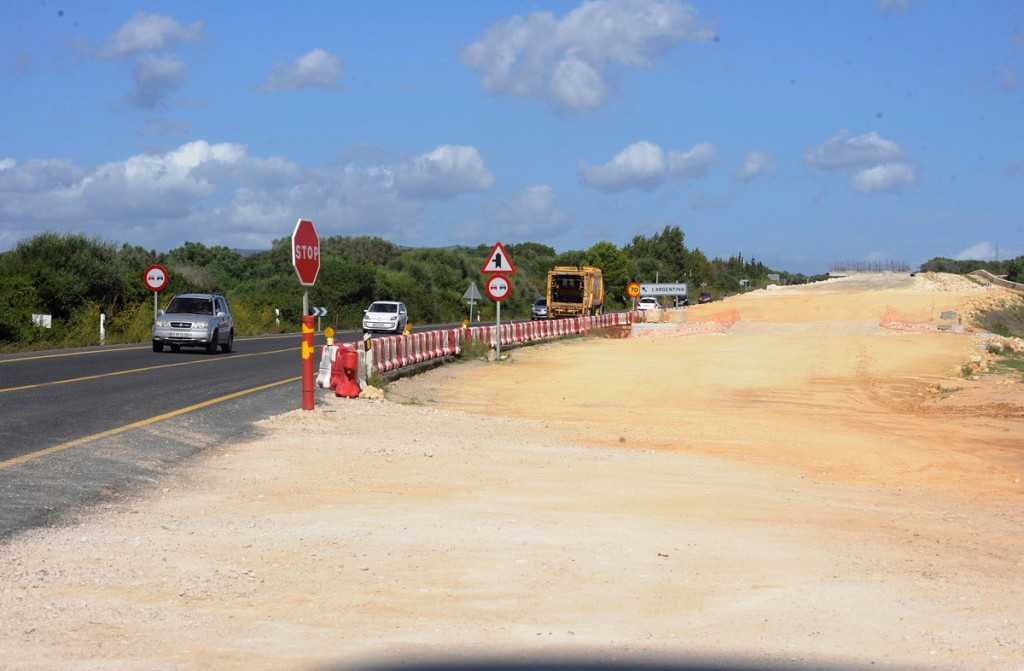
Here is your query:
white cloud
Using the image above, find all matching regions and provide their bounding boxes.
[259,49,344,93]
[804,129,916,195]
[482,184,573,239]
[461,0,713,114]
[89,11,204,111]
[849,162,916,194]
[732,150,779,182]
[955,241,999,261]
[579,140,716,192]
[392,145,495,199]
[0,141,495,251]
[803,130,904,169]
[98,11,203,60]
[129,55,187,109]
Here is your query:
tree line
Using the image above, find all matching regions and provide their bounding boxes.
[918,256,1024,281]
[0,226,821,351]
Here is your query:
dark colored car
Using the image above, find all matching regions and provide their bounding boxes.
[699,292,713,304]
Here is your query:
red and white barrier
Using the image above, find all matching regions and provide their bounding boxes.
[347,313,629,376]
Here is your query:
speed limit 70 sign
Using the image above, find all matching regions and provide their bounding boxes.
[485,274,511,301]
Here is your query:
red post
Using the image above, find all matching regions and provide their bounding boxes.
[302,315,315,410]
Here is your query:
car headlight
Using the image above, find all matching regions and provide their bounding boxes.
[154,320,168,328]
[192,322,209,331]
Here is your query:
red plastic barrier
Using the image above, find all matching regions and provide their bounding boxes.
[332,345,360,398]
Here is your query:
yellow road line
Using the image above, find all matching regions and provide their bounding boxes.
[0,347,297,394]
[0,376,301,470]
[0,334,317,364]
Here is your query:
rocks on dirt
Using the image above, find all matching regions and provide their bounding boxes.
[985,335,1024,355]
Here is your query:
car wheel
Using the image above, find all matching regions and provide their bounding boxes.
[206,331,218,354]
[153,341,163,352]
[170,344,181,353]
[221,329,233,353]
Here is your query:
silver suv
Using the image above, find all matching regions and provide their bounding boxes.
[152,293,234,353]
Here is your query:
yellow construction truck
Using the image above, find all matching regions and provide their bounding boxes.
[546,266,604,318]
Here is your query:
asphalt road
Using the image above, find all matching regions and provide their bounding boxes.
[0,329,361,540]
[0,319,514,540]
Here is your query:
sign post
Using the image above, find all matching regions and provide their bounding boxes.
[301,315,315,411]
[311,306,327,331]
[627,281,640,312]
[485,275,512,358]
[462,283,482,323]
[143,264,168,321]
[292,219,320,411]
[481,243,516,360]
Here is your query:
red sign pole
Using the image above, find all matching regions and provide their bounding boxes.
[302,315,315,410]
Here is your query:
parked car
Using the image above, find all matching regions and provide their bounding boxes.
[636,296,661,311]
[699,292,713,304]
[152,293,234,353]
[362,301,408,334]
[531,297,548,320]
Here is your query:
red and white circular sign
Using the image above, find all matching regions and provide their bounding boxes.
[485,274,512,302]
[143,264,168,292]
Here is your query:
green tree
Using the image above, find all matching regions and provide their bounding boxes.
[1005,256,1024,283]
[1,233,131,321]
[585,241,629,307]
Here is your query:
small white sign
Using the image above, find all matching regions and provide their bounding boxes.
[640,282,688,296]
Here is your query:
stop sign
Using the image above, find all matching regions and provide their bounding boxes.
[291,219,320,286]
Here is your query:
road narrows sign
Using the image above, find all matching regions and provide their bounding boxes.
[481,241,516,275]
[292,219,320,286]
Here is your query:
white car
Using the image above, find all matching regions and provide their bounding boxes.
[362,301,408,334]
[636,296,661,311]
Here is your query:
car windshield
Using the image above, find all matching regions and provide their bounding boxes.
[535,299,546,306]
[368,303,397,313]
[166,297,213,315]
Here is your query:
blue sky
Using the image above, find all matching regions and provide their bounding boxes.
[2,0,1022,274]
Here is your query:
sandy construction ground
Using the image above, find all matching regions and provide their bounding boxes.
[1,273,1022,671]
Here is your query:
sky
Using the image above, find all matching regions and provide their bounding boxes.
[1,0,1022,275]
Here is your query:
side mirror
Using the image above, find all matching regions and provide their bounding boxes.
[216,311,225,318]
[157,309,165,316]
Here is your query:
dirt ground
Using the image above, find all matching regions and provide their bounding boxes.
[1,273,1022,670]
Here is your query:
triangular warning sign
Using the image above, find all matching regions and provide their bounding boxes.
[481,241,516,275]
